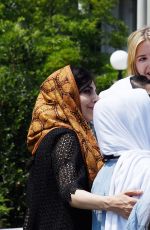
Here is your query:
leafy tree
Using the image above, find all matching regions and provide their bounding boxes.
[95,64,127,93]
[0,0,128,227]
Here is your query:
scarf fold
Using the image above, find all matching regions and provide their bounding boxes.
[27,65,103,182]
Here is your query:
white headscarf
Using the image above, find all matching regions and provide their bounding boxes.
[94,88,150,156]
[99,76,132,98]
[93,89,150,230]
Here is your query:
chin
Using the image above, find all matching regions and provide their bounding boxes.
[87,117,93,123]
[84,113,93,122]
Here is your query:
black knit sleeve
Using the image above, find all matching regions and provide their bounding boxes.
[51,131,89,203]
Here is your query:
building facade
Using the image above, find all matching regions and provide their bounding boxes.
[117,0,150,32]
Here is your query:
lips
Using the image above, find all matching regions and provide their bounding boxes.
[88,107,94,110]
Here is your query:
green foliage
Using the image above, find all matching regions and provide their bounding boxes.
[95,64,118,93]
[95,64,127,93]
[0,0,129,227]
[0,194,12,227]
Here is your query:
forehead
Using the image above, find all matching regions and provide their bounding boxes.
[136,40,150,55]
[81,81,96,91]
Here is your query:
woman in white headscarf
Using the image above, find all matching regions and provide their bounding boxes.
[92,89,150,230]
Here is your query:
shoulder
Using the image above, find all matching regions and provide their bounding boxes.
[99,76,132,99]
[111,76,132,89]
[35,128,80,159]
[48,127,78,139]
[41,128,79,147]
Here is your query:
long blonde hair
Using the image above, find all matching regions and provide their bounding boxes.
[127,26,150,75]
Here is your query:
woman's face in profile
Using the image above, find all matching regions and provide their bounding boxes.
[135,40,150,80]
[79,82,99,122]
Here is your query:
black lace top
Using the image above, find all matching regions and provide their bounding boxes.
[23,128,91,230]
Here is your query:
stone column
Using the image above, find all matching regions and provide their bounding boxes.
[147,0,150,26]
[137,0,147,29]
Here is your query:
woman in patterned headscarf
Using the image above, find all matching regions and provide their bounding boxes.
[23,65,140,230]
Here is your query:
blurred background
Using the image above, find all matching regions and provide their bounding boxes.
[0,0,149,228]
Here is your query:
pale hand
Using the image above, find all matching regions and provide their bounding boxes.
[107,190,143,219]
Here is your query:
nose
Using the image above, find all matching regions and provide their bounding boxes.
[93,92,99,103]
[146,64,150,73]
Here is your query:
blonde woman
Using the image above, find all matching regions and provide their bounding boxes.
[100,26,150,99]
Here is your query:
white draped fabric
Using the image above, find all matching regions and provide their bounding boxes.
[93,89,150,230]
[99,76,132,99]
[105,150,150,230]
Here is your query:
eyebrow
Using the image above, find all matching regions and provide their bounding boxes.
[136,54,147,58]
[84,85,93,89]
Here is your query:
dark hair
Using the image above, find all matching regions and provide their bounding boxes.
[130,75,150,88]
[130,75,150,97]
[70,65,93,92]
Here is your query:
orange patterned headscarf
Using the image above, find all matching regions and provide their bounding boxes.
[27,65,104,182]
